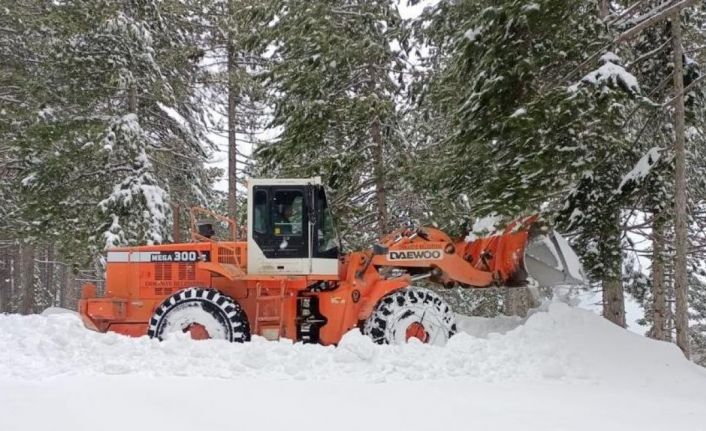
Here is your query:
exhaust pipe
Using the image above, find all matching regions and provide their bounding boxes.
[524,231,586,287]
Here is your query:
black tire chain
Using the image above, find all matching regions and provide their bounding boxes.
[363,287,457,345]
[147,287,250,342]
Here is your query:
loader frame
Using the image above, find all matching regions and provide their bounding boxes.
[80,177,583,345]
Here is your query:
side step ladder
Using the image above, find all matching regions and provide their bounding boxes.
[254,285,286,340]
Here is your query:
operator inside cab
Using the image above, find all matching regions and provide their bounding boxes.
[274,204,294,235]
[250,181,340,267]
[272,191,303,237]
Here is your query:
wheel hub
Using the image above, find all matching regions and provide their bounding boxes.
[184,322,211,340]
[405,322,429,343]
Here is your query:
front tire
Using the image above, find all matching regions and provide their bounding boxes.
[363,286,456,346]
[147,287,250,342]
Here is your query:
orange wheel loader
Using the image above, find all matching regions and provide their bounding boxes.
[79,177,584,345]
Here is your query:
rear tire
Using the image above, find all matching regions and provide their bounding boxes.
[147,287,250,342]
[363,286,456,346]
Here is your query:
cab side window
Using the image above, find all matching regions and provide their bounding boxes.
[253,190,268,234]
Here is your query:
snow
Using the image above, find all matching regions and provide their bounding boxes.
[600,51,622,64]
[521,3,540,12]
[39,307,78,317]
[157,102,188,127]
[575,286,648,335]
[20,173,36,187]
[159,303,228,340]
[571,52,640,95]
[619,147,661,189]
[464,26,481,42]
[2,303,706,430]
[455,312,524,338]
[397,0,439,20]
[465,214,501,241]
[509,107,526,118]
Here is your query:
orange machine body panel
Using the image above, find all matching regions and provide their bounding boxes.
[80,217,540,345]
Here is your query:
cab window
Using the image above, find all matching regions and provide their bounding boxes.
[314,186,339,258]
[272,190,304,237]
[253,190,268,234]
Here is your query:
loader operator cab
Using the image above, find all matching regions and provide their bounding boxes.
[247,177,340,276]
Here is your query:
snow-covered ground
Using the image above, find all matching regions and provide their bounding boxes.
[2,302,706,431]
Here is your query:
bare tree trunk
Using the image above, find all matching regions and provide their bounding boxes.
[0,244,11,313]
[20,243,35,315]
[651,215,667,340]
[599,0,609,18]
[370,117,387,238]
[46,244,55,307]
[60,266,71,309]
[172,203,181,243]
[602,212,626,327]
[12,244,20,312]
[227,38,238,229]
[671,12,690,358]
[666,267,675,342]
[603,276,626,327]
[128,85,137,113]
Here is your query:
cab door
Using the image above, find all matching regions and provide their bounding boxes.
[248,185,310,274]
[310,186,340,276]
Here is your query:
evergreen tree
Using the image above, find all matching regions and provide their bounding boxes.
[413,0,644,325]
[9,0,214,258]
[253,0,408,247]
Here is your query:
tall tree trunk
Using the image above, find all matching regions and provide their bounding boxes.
[227,26,238,229]
[45,243,55,307]
[128,85,137,114]
[370,117,387,238]
[599,0,609,18]
[602,212,626,327]
[651,214,667,340]
[603,276,626,327]
[60,266,71,309]
[172,203,181,243]
[0,244,11,312]
[666,267,675,342]
[20,243,35,315]
[12,244,21,312]
[671,12,690,358]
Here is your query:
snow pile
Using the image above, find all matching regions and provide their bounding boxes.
[455,312,525,338]
[39,307,78,317]
[1,302,704,387]
[2,303,706,431]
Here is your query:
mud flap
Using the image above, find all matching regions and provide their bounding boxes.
[524,232,585,287]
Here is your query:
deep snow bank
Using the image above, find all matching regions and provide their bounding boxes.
[1,302,704,389]
[2,303,706,431]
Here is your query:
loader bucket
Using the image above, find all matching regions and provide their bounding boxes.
[523,231,585,287]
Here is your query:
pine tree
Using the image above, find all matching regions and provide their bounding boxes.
[200,0,271,229]
[609,1,706,359]
[253,0,408,247]
[2,0,218,312]
[413,0,645,325]
[10,0,214,257]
